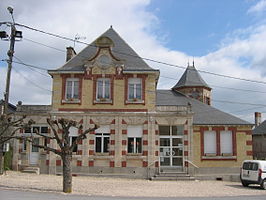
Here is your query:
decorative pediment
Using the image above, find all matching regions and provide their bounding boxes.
[84,48,125,76]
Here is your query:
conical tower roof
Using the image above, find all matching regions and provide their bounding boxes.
[172,63,211,89]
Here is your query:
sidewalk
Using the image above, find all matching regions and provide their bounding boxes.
[0,171,265,197]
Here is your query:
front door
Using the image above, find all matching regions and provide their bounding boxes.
[159,126,184,171]
[29,138,40,165]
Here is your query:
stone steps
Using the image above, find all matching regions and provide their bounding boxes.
[21,166,40,175]
[151,172,195,181]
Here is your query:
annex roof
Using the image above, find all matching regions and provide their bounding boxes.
[253,120,266,135]
[156,90,251,125]
[49,27,158,73]
[172,64,211,89]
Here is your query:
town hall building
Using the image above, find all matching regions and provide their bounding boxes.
[13,27,253,180]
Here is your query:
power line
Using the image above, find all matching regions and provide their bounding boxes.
[13,56,50,77]
[12,67,52,93]
[16,23,266,85]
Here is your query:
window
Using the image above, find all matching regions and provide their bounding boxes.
[128,78,142,100]
[220,131,232,155]
[24,126,48,135]
[69,127,78,153]
[127,125,143,154]
[204,131,216,155]
[203,130,234,157]
[22,139,27,151]
[95,125,110,153]
[96,78,110,100]
[66,78,79,100]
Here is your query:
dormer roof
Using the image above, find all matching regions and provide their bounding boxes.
[172,63,211,90]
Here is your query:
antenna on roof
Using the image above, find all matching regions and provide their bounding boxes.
[187,58,190,67]
[73,34,86,48]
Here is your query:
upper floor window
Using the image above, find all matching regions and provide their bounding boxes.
[128,78,142,100]
[96,78,110,100]
[66,78,79,100]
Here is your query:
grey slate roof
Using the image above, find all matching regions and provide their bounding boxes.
[253,120,266,135]
[53,27,157,72]
[172,65,211,89]
[0,99,16,114]
[156,90,251,125]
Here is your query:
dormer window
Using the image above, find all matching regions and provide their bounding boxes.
[66,78,79,100]
[96,78,110,100]
[128,78,142,100]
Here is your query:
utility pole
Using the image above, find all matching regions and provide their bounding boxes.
[0,7,22,174]
[4,7,16,114]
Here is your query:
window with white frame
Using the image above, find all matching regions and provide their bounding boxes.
[96,78,110,100]
[220,131,233,155]
[65,78,79,100]
[204,131,216,155]
[69,127,79,152]
[95,125,110,153]
[127,125,143,154]
[128,78,142,100]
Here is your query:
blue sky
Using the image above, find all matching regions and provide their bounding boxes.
[1,0,266,122]
[147,0,259,56]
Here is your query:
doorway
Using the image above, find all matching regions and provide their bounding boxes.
[159,126,184,171]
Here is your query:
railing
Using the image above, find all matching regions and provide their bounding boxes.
[147,160,159,180]
[185,159,199,168]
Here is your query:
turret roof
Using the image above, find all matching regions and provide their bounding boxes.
[172,63,211,89]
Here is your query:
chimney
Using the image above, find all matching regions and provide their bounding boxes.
[255,112,261,127]
[66,47,76,62]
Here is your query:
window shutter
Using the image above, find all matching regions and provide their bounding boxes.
[69,127,78,136]
[204,131,216,154]
[95,125,110,134]
[127,125,143,137]
[220,131,232,154]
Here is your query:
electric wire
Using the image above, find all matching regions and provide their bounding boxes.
[16,23,266,85]
[12,66,52,93]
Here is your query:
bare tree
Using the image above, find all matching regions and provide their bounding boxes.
[0,114,34,174]
[28,118,97,193]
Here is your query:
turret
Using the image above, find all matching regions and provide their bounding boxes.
[172,62,212,105]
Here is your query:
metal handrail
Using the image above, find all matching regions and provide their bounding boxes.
[185,159,199,168]
[147,160,159,179]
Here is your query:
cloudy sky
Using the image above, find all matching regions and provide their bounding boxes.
[1,0,266,123]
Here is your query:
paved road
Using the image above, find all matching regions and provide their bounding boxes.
[0,188,265,200]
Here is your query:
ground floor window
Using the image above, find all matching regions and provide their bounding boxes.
[203,130,233,156]
[95,125,110,153]
[127,125,143,154]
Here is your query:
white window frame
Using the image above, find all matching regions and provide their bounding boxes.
[96,78,111,100]
[95,125,110,153]
[127,125,143,154]
[69,127,79,152]
[128,78,142,100]
[65,78,79,100]
[220,131,233,155]
[204,131,216,155]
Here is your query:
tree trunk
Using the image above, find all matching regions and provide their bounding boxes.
[62,154,72,193]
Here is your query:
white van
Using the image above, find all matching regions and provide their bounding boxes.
[240,160,266,189]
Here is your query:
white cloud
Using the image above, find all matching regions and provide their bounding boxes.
[1,0,266,122]
[248,0,266,14]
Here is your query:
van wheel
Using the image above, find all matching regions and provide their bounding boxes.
[260,179,266,190]
[241,180,249,187]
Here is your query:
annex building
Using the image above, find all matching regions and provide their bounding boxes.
[13,27,253,179]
